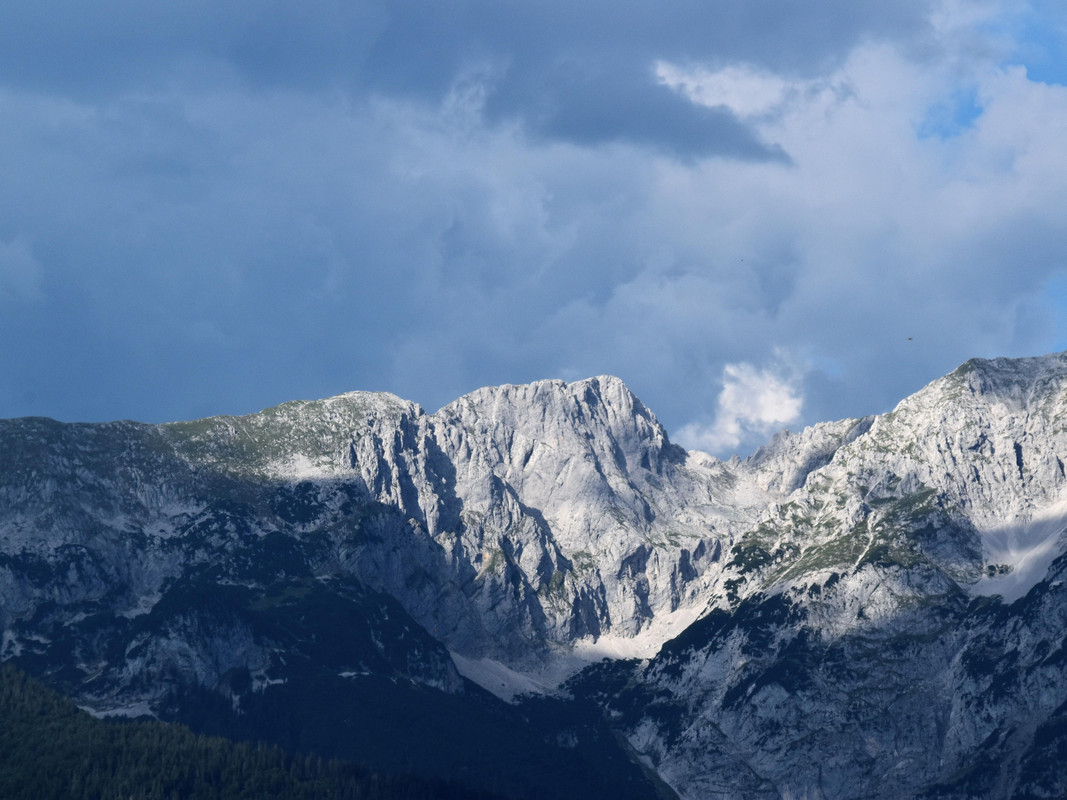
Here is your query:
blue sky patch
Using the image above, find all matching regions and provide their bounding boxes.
[1008,1,1067,86]
[917,87,983,140]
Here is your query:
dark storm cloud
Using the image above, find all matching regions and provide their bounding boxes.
[0,0,932,158]
[481,55,787,160]
[4,0,1066,461]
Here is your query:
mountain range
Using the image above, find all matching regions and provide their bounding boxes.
[3,352,1067,798]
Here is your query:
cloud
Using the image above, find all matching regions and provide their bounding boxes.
[0,1,934,160]
[0,236,43,304]
[655,63,795,119]
[1,0,1067,456]
[674,359,804,456]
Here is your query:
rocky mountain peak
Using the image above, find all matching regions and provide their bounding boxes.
[830,352,1067,524]
[744,416,875,494]
[435,375,679,475]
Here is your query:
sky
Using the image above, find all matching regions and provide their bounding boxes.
[3,1,1067,457]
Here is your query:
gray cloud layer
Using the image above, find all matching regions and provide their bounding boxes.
[2,1,1065,456]
[1,1,931,154]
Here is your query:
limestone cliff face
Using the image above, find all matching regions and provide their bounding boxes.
[282,376,747,664]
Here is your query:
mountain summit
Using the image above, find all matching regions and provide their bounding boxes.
[3,356,1067,798]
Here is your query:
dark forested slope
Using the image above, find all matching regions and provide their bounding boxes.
[0,663,504,800]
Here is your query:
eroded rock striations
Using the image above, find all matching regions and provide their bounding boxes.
[2,355,1067,798]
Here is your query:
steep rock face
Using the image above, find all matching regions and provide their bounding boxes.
[186,376,754,668]
[324,377,771,669]
[811,354,1067,531]
[746,415,875,495]
[582,550,1067,800]
[417,377,734,660]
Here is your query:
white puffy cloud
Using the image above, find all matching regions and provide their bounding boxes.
[654,62,795,119]
[674,360,804,456]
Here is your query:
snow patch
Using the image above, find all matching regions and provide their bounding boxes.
[82,700,157,719]
[117,593,161,619]
[253,675,287,692]
[268,453,333,480]
[574,602,707,661]
[1,629,21,658]
[450,652,559,702]
[972,499,1067,602]
[451,603,708,701]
